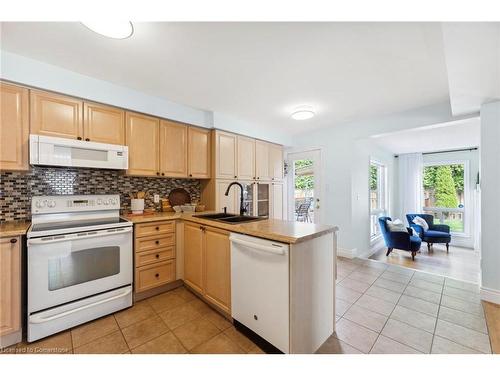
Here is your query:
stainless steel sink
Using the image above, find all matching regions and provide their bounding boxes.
[193,213,265,224]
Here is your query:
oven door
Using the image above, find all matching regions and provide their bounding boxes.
[27,226,132,313]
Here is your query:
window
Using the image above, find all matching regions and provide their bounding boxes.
[370,161,387,239]
[422,162,465,233]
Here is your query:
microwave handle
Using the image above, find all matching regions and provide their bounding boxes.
[28,227,132,245]
[29,286,132,324]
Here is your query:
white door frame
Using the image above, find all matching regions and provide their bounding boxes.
[285,147,324,224]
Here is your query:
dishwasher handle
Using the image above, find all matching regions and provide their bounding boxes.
[230,237,286,255]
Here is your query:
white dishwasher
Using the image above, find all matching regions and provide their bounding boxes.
[230,233,290,353]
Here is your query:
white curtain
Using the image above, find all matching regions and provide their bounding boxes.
[398,153,423,222]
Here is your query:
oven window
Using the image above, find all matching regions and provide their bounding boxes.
[48,246,120,291]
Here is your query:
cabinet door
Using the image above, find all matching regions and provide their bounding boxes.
[83,102,125,145]
[255,182,271,217]
[0,83,29,171]
[255,140,270,180]
[204,227,231,314]
[237,136,256,180]
[0,237,21,337]
[125,112,159,176]
[271,183,284,220]
[216,180,238,214]
[269,144,284,181]
[216,131,237,179]
[183,223,204,294]
[188,127,211,178]
[30,90,83,139]
[159,120,188,177]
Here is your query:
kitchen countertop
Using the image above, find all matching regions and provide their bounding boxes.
[123,211,337,244]
[0,221,31,237]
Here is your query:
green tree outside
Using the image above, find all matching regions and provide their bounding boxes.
[433,166,459,208]
[294,159,314,190]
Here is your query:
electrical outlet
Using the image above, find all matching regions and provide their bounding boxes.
[153,194,160,203]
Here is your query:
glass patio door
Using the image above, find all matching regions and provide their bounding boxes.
[286,149,322,224]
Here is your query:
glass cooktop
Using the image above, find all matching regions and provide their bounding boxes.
[31,218,130,232]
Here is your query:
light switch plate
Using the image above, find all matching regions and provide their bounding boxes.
[153,194,160,203]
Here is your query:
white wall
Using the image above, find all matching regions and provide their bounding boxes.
[480,100,500,304]
[291,101,468,257]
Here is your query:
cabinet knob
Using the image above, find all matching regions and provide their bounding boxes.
[161,173,165,176]
[155,226,159,230]
[10,238,17,244]
[257,177,260,180]
[155,254,160,259]
[189,174,193,177]
[77,136,82,140]
[155,240,160,245]
[156,172,160,176]
[234,175,237,178]
[85,138,90,142]
[155,273,159,278]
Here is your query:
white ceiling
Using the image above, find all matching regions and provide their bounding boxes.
[0,22,451,135]
[442,23,500,116]
[371,117,480,155]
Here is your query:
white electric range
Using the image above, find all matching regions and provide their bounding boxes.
[27,194,133,342]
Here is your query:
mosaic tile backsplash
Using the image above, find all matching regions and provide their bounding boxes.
[0,167,201,222]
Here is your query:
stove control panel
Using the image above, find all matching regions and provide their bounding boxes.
[32,195,121,214]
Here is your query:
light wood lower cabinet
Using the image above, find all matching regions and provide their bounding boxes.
[183,223,231,314]
[134,221,176,293]
[0,237,21,339]
[0,83,29,171]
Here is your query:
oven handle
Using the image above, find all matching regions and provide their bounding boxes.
[29,286,132,324]
[28,226,132,245]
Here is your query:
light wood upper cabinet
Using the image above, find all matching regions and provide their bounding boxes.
[204,227,231,314]
[269,144,284,181]
[125,112,160,176]
[83,102,125,145]
[255,140,270,180]
[237,136,256,180]
[188,127,211,179]
[183,223,204,294]
[215,131,237,179]
[0,237,21,337]
[159,120,188,177]
[30,90,83,139]
[0,83,29,171]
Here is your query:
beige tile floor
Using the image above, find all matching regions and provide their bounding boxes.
[4,257,493,355]
[6,286,264,354]
[317,257,493,354]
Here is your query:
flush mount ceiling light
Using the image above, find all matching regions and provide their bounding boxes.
[290,106,315,120]
[81,21,134,39]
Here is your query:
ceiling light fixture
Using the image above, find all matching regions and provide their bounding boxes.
[81,21,134,39]
[290,106,315,120]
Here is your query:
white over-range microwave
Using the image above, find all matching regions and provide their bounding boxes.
[29,134,129,170]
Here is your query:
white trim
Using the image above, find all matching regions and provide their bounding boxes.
[337,247,357,259]
[480,286,500,305]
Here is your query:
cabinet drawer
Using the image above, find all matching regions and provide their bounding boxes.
[135,221,175,237]
[135,260,176,293]
[135,233,175,253]
[135,246,175,267]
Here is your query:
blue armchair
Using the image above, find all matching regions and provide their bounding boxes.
[378,217,422,260]
[406,214,451,253]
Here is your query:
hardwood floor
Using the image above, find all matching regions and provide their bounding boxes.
[483,301,500,354]
[369,243,480,283]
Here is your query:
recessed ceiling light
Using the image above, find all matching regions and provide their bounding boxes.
[81,21,134,39]
[291,106,315,120]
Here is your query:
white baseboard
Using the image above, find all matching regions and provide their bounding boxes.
[480,286,500,305]
[337,247,357,259]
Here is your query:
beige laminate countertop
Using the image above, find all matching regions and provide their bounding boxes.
[122,211,337,244]
[0,221,31,237]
